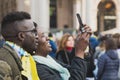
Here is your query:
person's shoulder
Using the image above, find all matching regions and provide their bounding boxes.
[36,61,50,70]
[0,44,13,53]
[0,43,14,51]
[98,53,106,60]
[0,44,11,56]
[56,50,65,56]
[0,43,18,60]
[3,43,14,50]
[0,60,12,80]
[0,43,17,55]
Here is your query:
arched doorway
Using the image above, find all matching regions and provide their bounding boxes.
[97,0,116,32]
[0,0,16,22]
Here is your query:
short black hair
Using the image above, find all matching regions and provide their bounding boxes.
[1,11,31,28]
[1,11,31,39]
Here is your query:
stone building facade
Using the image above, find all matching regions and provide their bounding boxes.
[0,0,120,34]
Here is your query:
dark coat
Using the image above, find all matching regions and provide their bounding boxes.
[56,50,74,65]
[36,57,87,80]
[0,44,23,80]
[85,53,95,77]
[97,50,119,80]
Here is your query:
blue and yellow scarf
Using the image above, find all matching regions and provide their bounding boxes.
[6,41,40,80]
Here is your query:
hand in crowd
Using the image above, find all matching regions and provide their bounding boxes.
[75,25,92,58]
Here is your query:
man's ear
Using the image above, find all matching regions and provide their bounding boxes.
[18,32,25,41]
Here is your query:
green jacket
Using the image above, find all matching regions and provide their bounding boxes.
[0,60,12,80]
[0,44,23,80]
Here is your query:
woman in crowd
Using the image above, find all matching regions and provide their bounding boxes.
[112,33,120,80]
[56,33,75,65]
[97,37,119,80]
[33,25,92,80]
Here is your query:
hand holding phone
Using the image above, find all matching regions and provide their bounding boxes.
[76,13,85,33]
[76,13,91,54]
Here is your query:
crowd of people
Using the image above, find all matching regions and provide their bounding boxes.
[0,11,91,80]
[0,11,120,80]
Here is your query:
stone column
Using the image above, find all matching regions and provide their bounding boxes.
[30,0,50,33]
[117,11,120,28]
[81,0,86,23]
[116,4,120,29]
[86,0,97,31]
[73,0,82,29]
[16,0,25,11]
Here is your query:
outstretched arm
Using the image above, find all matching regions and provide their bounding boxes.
[69,25,92,80]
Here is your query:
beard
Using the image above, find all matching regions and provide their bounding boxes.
[22,41,37,55]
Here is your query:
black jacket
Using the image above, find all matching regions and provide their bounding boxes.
[56,49,75,65]
[36,57,87,80]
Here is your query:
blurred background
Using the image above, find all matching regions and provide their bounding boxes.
[0,0,120,38]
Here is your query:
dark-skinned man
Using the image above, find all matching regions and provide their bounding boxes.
[0,11,39,80]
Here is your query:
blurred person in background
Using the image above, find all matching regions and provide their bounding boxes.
[85,35,99,79]
[113,33,120,57]
[93,36,107,59]
[48,32,57,58]
[97,37,119,80]
[56,33,75,65]
[93,35,108,79]
[112,33,120,80]
[89,36,99,54]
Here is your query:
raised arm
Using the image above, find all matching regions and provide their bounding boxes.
[69,25,92,80]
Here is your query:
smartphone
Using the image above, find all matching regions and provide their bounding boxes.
[76,13,84,33]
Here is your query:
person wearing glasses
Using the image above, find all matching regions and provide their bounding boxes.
[0,11,39,80]
[33,25,92,80]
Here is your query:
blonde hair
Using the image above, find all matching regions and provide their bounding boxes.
[58,33,74,51]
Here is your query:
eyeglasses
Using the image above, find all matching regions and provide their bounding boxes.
[19,29,37,36]
[5,28,37,38]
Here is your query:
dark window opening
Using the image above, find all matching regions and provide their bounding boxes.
[50,0,57,28]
